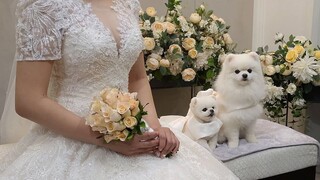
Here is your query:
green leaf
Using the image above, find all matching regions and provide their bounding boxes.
[206,70,214,79]
[304,83,313,94]
[160,67,168,75]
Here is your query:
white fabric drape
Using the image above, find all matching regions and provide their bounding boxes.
[0,0,34,144]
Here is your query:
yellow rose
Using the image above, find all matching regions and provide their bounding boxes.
[168,44,182,54]
[164,22,176,34]
[182,38,196,50]
[203,37,214,48]
[143,37,156,50]
[146,7,157,17]
[151,21,165,33]
[294,45,305,55]
[190,13,201,24]
[223,33,233,44]
[188,49,198,59]
[117,101,130,114]
[116,130,129,141]
[146,58,160,70]
[123,116,138,128]
[160,59,170,67]
[285,50,298,63]
[314,50,320,60]
[181,68,196,81]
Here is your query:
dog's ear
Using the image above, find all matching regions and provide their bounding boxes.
[190,97,197,107]
[211,91,218,99]
[248,52,260,61]
[224,54,235,63]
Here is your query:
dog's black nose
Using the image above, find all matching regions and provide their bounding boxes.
[242,74,248,79]
[209,109,215,116]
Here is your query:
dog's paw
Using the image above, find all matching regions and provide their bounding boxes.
[228,141,239,148]
[246,135,257,143]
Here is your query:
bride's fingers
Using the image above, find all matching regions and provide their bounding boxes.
[137,131,158,141]
[160,133,175,158]
[172,136,180,154]
[139,138,159,149]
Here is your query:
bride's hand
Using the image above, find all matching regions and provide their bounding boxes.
[155,127,180,158]
[104,131,159,156]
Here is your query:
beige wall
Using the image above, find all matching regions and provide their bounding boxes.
[0,1,16,116]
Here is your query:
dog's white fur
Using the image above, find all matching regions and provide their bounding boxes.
[215,52,266,148]
[183,92,222,151]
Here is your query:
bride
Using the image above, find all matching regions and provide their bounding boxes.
[0,0,238,179]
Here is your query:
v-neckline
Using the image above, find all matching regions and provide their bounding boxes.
[82,0,122,58]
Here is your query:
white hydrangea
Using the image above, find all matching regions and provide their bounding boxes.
[265,84,284,102]
[293,98,306,107]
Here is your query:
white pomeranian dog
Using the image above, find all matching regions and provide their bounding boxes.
[214,52,266,148]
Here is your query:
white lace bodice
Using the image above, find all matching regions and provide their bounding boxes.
[15,0,144,116]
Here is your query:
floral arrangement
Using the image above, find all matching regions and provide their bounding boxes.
[139,0,236,89]
[85,87,148,143]
[257,33,320,128]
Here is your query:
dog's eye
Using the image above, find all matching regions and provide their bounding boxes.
[212,107,215,109]
[247,69,252,73]
[202,108,207,112]
[235,70,240,74]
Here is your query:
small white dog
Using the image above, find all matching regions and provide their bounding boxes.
[215,52,266,148]
[169,89,222,151]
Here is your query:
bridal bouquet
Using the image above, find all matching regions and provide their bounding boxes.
[257,33,320,128]
[85,87,148,143]
[140,0,236,89]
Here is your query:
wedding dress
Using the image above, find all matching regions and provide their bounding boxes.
[0,0,238,179]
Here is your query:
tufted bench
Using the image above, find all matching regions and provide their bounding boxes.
[160,116,319,180]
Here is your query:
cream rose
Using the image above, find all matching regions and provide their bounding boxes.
[265,55,273,65]
[116,130,129,141]
[182,38,196,50]
[164,22,176,34]
[148,53,161,60]
[168,44,182,54]
[129,99,139,110]
[188,49,198,59]
[116,102,130,115]
[286,83,297,95]
[294,45,305,56]
[314,50,320,60]
[123,117,138,128]
[86,113,106,127]
[104,135,117,143]
[131,106,140,116]
[151,21,165,33]
[106,122,126,132]
[160,59,170,67]
[146,7,157,17]
[189,13,201,24]
[264,65,276,76]
[285,50,298,63]
[294,36,307,44]
[91,100,103,113]
[146,58,160,70]
[280,64,292,76]
[223,33,233,44]
[181,68,196,81]
[143,37,155,50]
[203,37,214,48]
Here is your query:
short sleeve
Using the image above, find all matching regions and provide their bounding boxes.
[15,0,65,61]
[129,0,142,21]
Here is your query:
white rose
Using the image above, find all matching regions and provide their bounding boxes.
[274,32,284,41]
[264,65,276,76]
[146,58,160,70]
[294,36,307,44]
[143,37,155,50]
[286,83,297,95]
[160,59,170,67]
[146,7,157,17]
[181,68,196,81]
[190,13,201,24]
[275,65,280,73]
[123,117,138,128]
[200,4,205,10]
